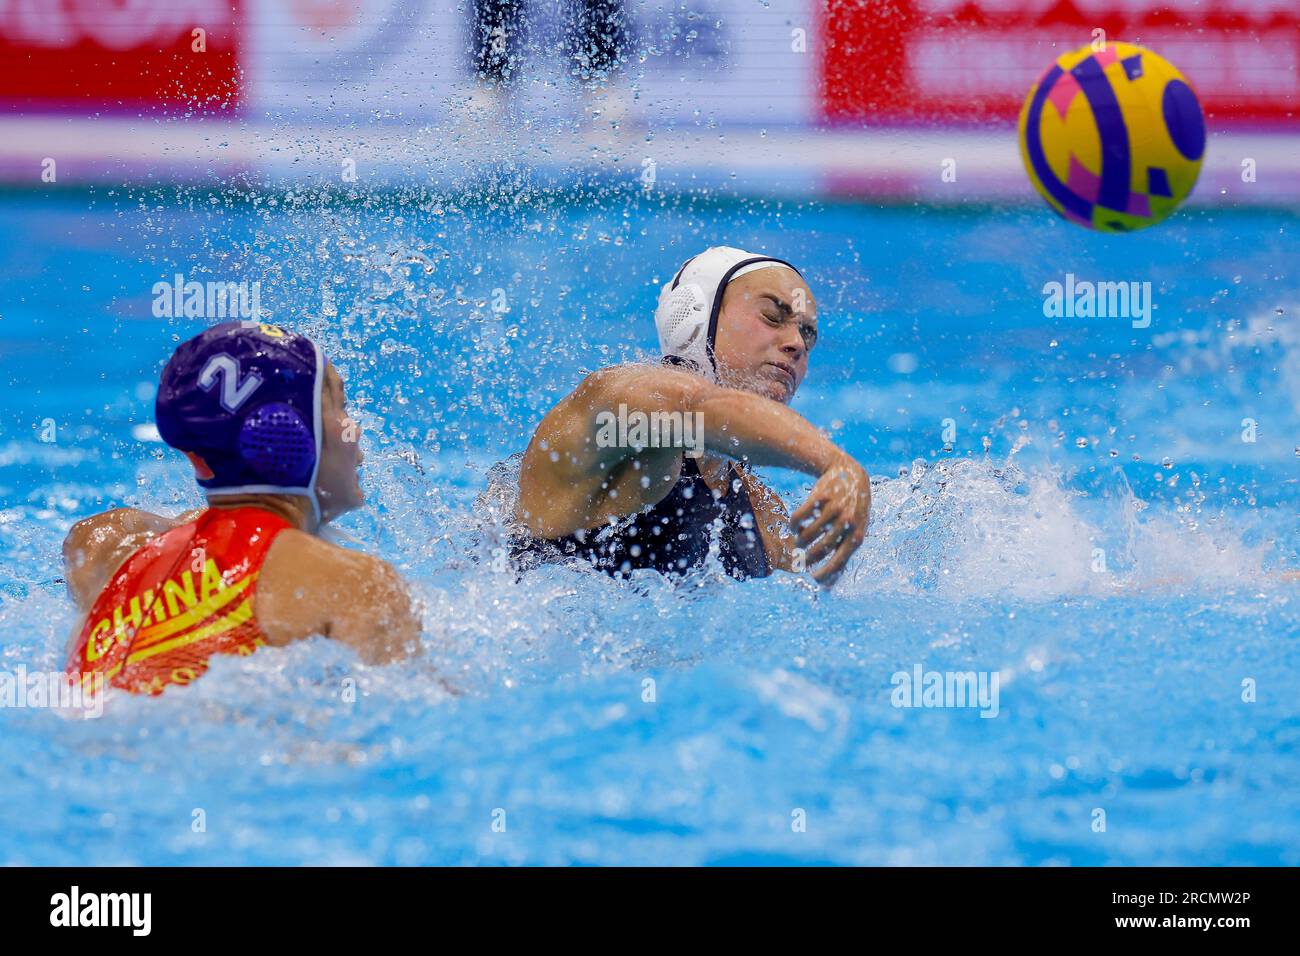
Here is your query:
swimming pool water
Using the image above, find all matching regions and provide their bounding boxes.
[1,186,1297,864]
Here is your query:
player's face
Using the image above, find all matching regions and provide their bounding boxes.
[712,268,819,404]
[315,364,365,522]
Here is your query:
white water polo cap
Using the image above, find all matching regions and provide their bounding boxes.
[654,246,803,379]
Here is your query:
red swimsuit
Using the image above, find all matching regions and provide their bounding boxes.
[66,507,293,696]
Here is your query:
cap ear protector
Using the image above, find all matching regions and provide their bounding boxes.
[237,402,317,486]
[658,282,708,354]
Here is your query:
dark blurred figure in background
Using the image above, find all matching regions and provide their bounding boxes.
[468,0,631,122]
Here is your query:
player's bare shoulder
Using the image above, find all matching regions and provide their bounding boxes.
[257,530,418,662]
[62,508,183,611]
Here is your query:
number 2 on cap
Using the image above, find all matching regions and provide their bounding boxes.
[199,354,263,413]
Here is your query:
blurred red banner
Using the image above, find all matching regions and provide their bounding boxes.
[821,0,1300,124]
[0,0,242,111]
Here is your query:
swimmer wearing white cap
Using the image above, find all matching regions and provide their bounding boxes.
[510,246,871,586]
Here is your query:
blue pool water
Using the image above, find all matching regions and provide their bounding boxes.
[0,186,1297,865]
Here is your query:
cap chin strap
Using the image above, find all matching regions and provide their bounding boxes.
[304,490,323,531]
[661,353,704,375]
[291,489,321,531]
[304,341,324,529]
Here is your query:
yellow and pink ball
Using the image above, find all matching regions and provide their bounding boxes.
[1018,42,1206,233]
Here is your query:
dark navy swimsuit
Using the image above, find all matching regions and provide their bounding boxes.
[512,456,771,580]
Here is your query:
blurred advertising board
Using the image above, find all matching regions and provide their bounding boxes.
[0,0,242,110]
[2,1,1293,126]
[822,0,1300,124]
[1,0,816,123]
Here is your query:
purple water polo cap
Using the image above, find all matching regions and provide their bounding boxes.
[155,321,324,524]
